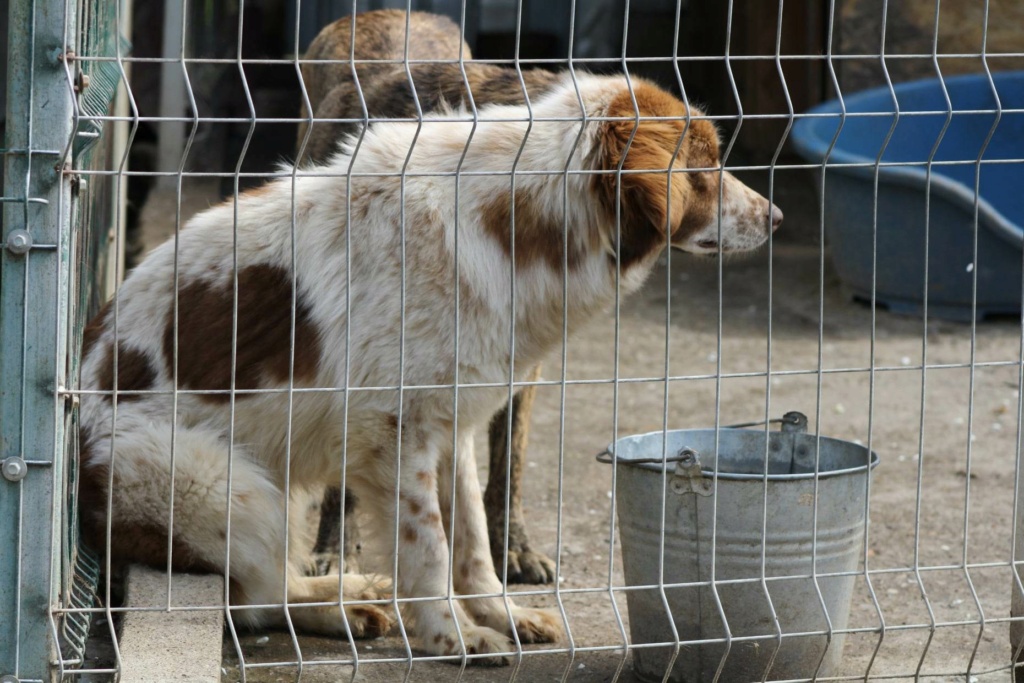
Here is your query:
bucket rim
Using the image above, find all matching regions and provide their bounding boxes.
[599,427,881,481]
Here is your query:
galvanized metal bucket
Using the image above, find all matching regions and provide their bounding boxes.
[599,413,879,683]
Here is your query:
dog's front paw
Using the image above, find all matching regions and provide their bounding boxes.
[506,547,556,585]
[427,625,513,666]
[511,606,564,644]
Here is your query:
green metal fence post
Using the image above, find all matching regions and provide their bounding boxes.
[1,0,77,680]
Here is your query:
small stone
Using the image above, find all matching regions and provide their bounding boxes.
[900,356,911,366]
[897,455,906,462]
[949,599,963,607]
[256,636,270,645]
[966,263,974,273]
[941,544,951,551]
[607,491,613,499]
[578,663,586,670]
[993,422,1003,431]
[707,353,718,363]
[834,403,845,415]
[886,588,899,595]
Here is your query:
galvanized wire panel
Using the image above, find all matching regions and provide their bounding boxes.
[4,0,1024,681]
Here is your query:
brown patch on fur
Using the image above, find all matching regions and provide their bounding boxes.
[96,342,156,402]
[597,80,721,268]
[386,414,399,430]
[424,512,442,526]
[434,633,445,645]
[402,524,418,542]
[404,496,422,516]
[416,470,434,485]
[82,300,111,358]
[444,636,458,652]
[162,265,321,402]
[482,188,591,273]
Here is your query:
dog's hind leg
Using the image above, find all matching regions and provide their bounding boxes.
[82,422,390,638]
[222,466,392,638]
[266,573,394,639]
[484,365,556,584]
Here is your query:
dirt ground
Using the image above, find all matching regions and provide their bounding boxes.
[133,169,1024,682]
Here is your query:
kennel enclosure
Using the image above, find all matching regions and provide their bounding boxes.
[5,0,1024,681]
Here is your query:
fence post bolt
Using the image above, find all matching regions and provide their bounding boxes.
[1,457,28,482]
[5,229,32,255]
[74,70,89,93]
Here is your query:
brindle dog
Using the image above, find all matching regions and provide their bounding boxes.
[298,9,560,584]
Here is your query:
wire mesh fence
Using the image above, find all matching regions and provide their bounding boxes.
[4,0,1024,681]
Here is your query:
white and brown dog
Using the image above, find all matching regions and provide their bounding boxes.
[78,60,781,660]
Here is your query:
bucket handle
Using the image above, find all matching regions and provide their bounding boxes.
[595,413,808,498]
[594,411,809,465]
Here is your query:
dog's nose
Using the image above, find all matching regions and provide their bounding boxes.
[770,205,784,232]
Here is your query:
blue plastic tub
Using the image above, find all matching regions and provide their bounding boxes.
[791,72,1024,321]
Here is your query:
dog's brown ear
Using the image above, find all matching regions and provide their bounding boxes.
[597,83,717,266]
